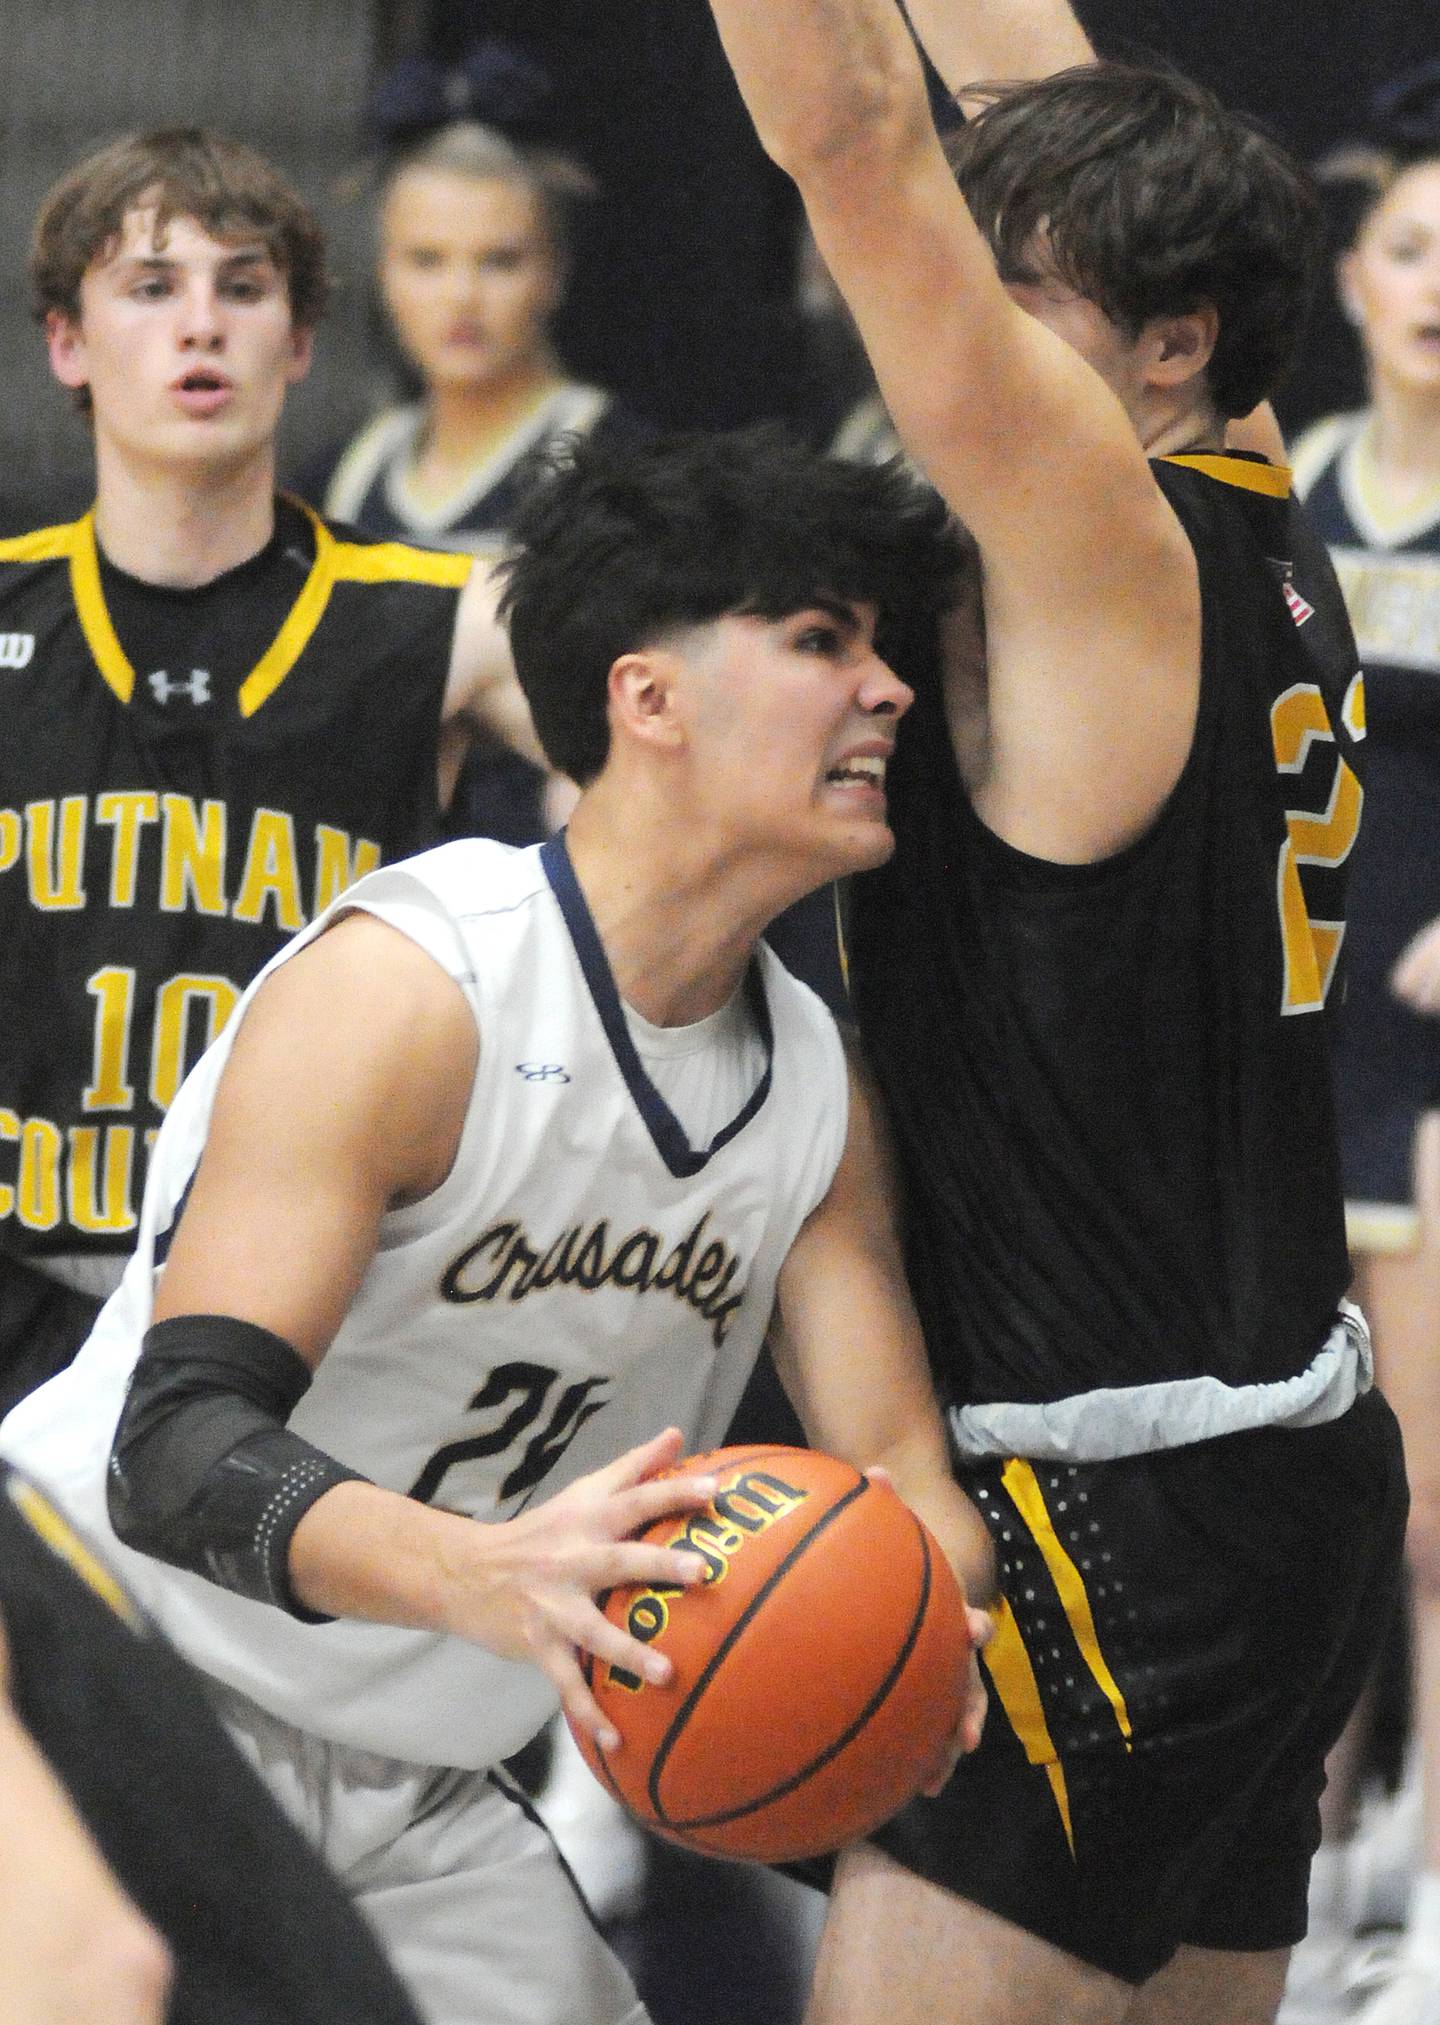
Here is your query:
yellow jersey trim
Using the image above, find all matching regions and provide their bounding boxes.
[0,499,468,721]
[236,499,471,719]
[1002,1457,1134,1750]
[236,505,336,718]
[0,515,139,702]
[332,538,473,590]
[7,1476,143,1630]
[1162,452,1292,500]
[69,513,136,703]
[983,1596,1075,1855]
[0,522,86,565]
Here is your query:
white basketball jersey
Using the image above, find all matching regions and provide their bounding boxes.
[2,839,847,1768]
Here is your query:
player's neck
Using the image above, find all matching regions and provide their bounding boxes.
[564,804,766,1029]
[1136,388,1225,461]
[89,442,279,588]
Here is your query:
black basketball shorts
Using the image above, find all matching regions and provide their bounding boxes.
[869,1388,1408,1985]
[0,1253,104,1422]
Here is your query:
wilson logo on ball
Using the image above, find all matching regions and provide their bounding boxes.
[574,1444,971,1865]
[607,1468,809,1692]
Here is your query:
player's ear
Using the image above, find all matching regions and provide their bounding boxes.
[45,308,89,393]
[608,648,686,756]
[1145,304,1219,391]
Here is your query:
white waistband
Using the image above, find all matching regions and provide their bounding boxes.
[948,1301,1373,1464]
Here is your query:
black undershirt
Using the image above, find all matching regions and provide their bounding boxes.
[99,497,315,730]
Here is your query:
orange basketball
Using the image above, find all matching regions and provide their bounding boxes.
[570,1443,970,1863]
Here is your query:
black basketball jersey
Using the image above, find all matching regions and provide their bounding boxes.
[848,454,1363,1409]
[0,1460,423,2024]
[0,496,467,1262]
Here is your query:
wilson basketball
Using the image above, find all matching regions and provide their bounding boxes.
[571,1443,970,1863]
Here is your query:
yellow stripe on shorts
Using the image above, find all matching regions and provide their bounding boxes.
[7,1477,143,1629]
[1002,1457,1133,1750]
[982,1595,1075,1855]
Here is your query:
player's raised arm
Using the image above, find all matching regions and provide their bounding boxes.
[705,0,1199,860]
[703,0,1117,541]
[902,0,1093,101]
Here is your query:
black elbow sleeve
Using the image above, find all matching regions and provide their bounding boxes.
[108,1313,370,1622]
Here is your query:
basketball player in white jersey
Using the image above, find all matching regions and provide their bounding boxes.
[1,424,992,2025]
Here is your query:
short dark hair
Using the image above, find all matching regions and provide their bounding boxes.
[498,427,966,785]
[946,64,1322,418]
[31,128,329,330]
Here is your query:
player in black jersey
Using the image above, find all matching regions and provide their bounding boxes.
[706,1,1409,2022]
[0,130,545,1414]
[0,1457,425,2025]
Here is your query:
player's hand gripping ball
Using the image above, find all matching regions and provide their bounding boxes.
[571,1444,971,1862]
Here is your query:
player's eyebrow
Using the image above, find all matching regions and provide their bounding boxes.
[214,247,279,274]
[110,253,177,277]
[808,597,865,633]
[112,245,277,278]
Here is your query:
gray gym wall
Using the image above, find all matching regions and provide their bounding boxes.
[0,0,397,534]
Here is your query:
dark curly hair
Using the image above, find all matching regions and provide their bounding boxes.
[498,426,966,785]
[946,63,1322,419]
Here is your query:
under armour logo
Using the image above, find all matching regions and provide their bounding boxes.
[515,1062,571,1084]
[147,667,212,706]
[0,633,34,669]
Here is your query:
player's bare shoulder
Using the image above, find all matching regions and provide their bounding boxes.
[966,463,1200,862]
[227,908,479,1206]
[315,908,475,1034]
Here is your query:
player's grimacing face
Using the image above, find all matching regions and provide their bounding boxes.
[683,602,913,875]
[1342,161,1440,401]
[379,167,563,396]
[46,207,312,470]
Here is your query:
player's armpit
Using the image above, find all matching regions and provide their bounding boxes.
[963,496,1200,863]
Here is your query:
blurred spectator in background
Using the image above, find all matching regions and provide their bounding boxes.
[0,127,540,1418]
[1282,63,1440,2025]
[311,41,632,846]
